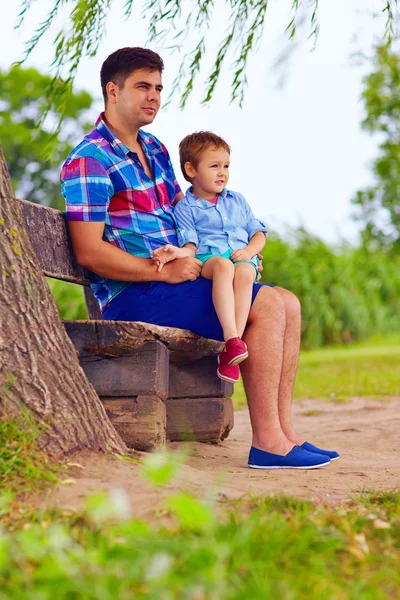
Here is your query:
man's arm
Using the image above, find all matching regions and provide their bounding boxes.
[172,191,185,206]
[68,221,202,284]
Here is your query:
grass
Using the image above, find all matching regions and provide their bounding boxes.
[0,487,400,599]
[0,410,62,500]
[1,336,399,598]
[233,335,400,409]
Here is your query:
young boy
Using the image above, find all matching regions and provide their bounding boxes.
[152,131,267,383]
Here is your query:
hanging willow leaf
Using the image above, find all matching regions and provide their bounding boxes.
[15,0,399,136]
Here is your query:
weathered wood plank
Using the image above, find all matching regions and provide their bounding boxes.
[84,287,102,320]
[79,341,169,399]
[19,199,91,285]
[64,320,224,364]
[166,397,234,443]
[101,395,166,451]
[169,357,233,398]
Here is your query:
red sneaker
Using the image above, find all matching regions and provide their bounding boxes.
[224,337,248,366]
[217,353,240,383]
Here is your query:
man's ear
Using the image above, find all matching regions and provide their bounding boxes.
[106,81,119,104]
[184,162,196,179]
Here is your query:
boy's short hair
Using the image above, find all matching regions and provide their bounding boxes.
[179,131,231,182]
[100,47,164,103]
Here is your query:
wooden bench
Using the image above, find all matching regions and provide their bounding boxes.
[19,199,234,451]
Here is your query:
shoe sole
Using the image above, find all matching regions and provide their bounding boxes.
[228,351,249,366]
[248,461,330,470]
[216,368,239,384]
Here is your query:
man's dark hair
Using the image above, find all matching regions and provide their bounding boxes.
[100,47,164,103]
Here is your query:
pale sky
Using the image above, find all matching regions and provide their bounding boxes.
[1,0,393,244]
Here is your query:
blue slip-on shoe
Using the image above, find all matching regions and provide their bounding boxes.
[248,445,330,470]
[301,441,340,461]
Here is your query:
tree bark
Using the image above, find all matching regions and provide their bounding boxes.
[0,145,127,457]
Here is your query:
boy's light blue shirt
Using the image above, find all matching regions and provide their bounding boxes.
[174,187,267,255]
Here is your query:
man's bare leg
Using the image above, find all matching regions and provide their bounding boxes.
[241,286,294,455]
[274,287,305,446]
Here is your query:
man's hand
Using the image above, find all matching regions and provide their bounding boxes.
[160,256,202,283]
[256,252,264,282]
[152,244,181,271]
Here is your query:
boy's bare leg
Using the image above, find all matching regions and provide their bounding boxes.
[233,263,255,338]
[240,285,296,456]
[201,257,237,341]
[274,286,305,445]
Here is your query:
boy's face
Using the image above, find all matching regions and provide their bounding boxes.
[186,147,230,198]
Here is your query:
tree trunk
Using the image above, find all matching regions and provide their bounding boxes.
[0,145,127,457]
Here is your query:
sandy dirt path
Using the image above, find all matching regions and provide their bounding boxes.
[36,397,400,515]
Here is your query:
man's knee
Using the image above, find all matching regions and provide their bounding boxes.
[248,285,286,324]
[275,287,301,319]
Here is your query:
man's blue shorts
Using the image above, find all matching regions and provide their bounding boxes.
[103,278,271,342]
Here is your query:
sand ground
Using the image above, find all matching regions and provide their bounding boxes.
[35,397,400,516]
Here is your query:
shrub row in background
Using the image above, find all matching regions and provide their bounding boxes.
[262,231,400,349]
[47,229,400,349]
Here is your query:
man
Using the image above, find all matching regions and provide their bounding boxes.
[61,47,339,469]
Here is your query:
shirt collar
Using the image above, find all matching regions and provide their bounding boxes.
[95,113,157,159]
[186,186,228,208]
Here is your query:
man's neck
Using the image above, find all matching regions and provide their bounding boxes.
[103,113,141,152]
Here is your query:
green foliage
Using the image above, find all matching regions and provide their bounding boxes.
[262,231,400,349]
[0,409,61,498]
[46,279,87,320]
[0,65,93,208]
[47,232,400,349]
[17,1,399,123]
[233,335,400,408]
[353,45,400,249]
[1,488,400,598]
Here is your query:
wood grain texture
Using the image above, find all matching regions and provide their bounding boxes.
[18,199,91,285]
[79,341,169,399]
[0,152,127,457]
[101,395,166,451]
[169,356,233,398]
[64,320,224,364]
[166,397,234,443]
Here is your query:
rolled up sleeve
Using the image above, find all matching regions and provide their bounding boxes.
[173,201,199,248]
[61,157,113,222]
[238,194,268,240]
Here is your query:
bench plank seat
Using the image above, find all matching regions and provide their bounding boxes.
[64,320,225,364]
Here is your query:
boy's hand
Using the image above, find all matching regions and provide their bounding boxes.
[231,248,253,262]
[152,244,181,271]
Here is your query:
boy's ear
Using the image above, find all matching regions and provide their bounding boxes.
[184,161,196,179]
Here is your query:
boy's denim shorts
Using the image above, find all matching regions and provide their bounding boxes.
[197,249,260,281]
[103,277,272,342]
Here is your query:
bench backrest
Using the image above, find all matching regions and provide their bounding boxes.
[19,199,102,319]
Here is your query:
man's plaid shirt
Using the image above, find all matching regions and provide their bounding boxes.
[61,113,181,313]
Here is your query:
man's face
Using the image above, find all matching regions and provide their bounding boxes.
[109,68,163,128]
